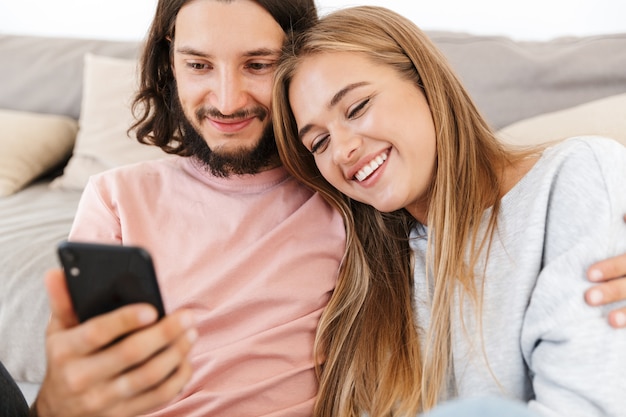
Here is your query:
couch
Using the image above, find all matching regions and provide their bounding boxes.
[1,30,625,404]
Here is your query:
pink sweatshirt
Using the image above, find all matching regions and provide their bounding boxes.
[69,156,345,416]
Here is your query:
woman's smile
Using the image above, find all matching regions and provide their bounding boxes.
[353,149,389,182]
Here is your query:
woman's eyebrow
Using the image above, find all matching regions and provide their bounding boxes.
[330,82,369,107]
[298,81,370,140]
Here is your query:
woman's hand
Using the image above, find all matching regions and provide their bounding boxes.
[585,214,626,328]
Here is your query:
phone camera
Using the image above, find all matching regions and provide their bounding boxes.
[61,249,78,265]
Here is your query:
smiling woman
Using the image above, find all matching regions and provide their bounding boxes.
[273,5,626,416]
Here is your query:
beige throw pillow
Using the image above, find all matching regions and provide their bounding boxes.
[51,53,166,190]
[0,109,77,197]
[497,93,626,147]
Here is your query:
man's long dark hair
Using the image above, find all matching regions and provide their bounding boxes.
[129,0,318,156]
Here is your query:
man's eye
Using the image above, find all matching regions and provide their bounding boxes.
[310,135,330,154]
[347,98,370,119]
[188,62,208,70]
[247,62,275,72]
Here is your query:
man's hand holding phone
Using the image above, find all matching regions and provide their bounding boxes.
[32,243,198,417]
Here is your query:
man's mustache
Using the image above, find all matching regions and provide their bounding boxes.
[196,106,268,122]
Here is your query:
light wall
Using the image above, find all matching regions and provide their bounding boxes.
[1,0,625,41]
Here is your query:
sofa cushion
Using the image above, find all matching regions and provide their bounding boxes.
[497,92,626,147]
[0,182,81,384]
[51,54,167,191]
[0,109,78,197]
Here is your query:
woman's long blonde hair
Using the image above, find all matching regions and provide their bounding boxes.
[274,5,528,416]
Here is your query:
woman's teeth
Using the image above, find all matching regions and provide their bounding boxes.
[354,152,388,182]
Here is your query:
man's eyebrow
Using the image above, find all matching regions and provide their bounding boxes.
[174,47,280,58]
[298,82,369,140]
[175,46,209,57]
[245,48,281,58]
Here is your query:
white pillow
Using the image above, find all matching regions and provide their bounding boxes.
[497,93,626,147]
[0,109,77,197]
[51,53,166,190]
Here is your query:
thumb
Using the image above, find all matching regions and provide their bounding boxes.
[44,268,79,333]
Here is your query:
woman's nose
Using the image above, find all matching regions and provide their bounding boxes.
[332,128,362,165]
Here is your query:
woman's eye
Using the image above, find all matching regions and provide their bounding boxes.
[347,98,370,119]
[310,135,330,154]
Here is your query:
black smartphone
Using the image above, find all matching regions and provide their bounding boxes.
[57,241,166,323]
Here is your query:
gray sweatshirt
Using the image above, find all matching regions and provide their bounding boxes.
[411,136,626,417]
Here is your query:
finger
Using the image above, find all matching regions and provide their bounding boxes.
[104,358,194,417]
[114,326,197,397]
[608,309,626,328]
[587,253,626,282]
[61,309,194,387]
[78,304,161,356]
[585,279,626,306]
[100,310,196,374]
[45,268,79,332]
[46,304,159,369]
[70,325,197,417]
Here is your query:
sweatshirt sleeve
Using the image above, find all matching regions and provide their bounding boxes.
[68,175,122,244]
[521,137,626,417]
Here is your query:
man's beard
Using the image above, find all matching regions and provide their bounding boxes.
[174,93,279,177]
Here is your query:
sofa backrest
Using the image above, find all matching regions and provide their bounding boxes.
[0,34,140,120]
[1,32,626,129]
[430,31,626,128]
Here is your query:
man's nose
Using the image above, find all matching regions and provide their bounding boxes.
[210,70,248,115]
